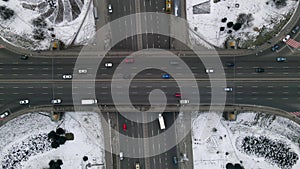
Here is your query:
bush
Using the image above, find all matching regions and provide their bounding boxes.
[33,28,45,40]
[32,17,47,28]
[233,23,242,31]
[0,6,14,20]
[56,128,65,135]
[48,130,56,139]
[58,136,66,145]
[51,141,60,148]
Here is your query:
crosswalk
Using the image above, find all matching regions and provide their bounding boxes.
[289,112,300,116]
[285,38,300,48]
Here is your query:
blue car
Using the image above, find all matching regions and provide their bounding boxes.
[271,44,279,51]
[162,74,170,79]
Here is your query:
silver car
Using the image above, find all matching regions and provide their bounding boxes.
[19,99,29,105]
[0,111,9,119]
[62,74,72,79]
[224,87,233,92]
[51,99,62,104]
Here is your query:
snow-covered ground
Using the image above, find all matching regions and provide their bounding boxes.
[192,112,300,169]
[0,0,95,50]
[0,112,105,169]
[186,0,299,48]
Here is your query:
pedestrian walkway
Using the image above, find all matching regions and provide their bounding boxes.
[289,112,300,116]
[285,38,300,48]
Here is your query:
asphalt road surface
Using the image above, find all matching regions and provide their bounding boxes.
[1,50,300,112]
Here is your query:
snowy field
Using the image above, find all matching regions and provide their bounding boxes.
[192,112,300,169]
[0,112,105,169]
[0,0,95,50]
[186,0,299,48]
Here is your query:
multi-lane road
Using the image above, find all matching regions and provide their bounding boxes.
[1,48,300,113]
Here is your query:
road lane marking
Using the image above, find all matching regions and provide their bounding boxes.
[13,87,19,88]
[282,92,289,94]
[12,68,19,70]
[42,93,48,94]
[27,86,34,88]
[237,92,243,94]
[27,74,33,76]
[267,86,273,88]
[42,68,49,70]
[13,93,19,94]
[42,86,48,88]
[252,86,258,88]
[282,98,288,100]
[267,98,273,100]
[57,86,63,89]
[3,77,300,83]
[27,68,34,70]
[283,86,289,88]
[146,86,152,88]
[267,92,273,94]
[283,73,289,75]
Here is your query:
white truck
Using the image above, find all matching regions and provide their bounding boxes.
[158,113,166,130]
[81,99,98,105]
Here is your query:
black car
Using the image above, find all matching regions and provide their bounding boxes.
[20,55,28,60]
[225,62,235,67]
[291,25,299,34]
[255,68,264,73]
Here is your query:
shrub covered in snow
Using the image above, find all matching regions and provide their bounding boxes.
[0,6,14,20]
[1,133,51,169]
[239,136,298,169]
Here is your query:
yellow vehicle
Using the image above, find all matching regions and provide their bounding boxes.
[166,0,172,14]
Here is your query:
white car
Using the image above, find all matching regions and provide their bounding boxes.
[119,152,124,160]
[19,99,29,105]
[62,74,72,79]
[282,35,290,42]
[51,99,62,104]
[205,68,214,73]
[0,111,9,119]
[224,87,233,92]
[78,69,88,74]
[105,62,113,68]
[108,4,112,13]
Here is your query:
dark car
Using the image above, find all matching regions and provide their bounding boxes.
[271,44,279,51]
[291,25,299,34]
[172,156,178,165]
[255,68,264,73]
[225,62,234,67]
[20,55,28,60]
[276,57,286,62]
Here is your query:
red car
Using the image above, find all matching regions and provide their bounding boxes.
[125,58,135,63]
[175,93,181,98]
[123,123,127,131]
